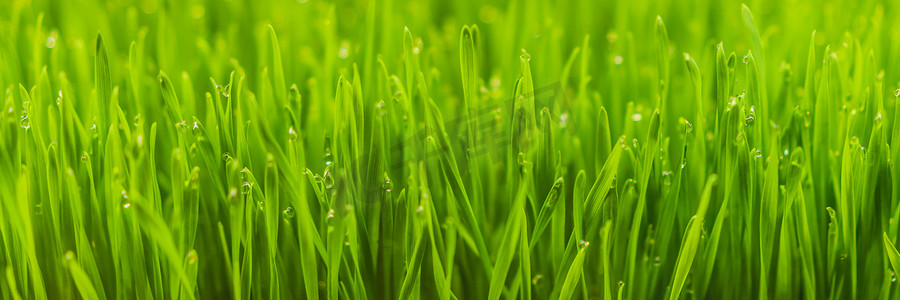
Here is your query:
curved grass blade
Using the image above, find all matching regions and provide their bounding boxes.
[669,175,718,300]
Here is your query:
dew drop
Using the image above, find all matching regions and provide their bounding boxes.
[532,274,543,285]
[653,256,661,267]
[192,121,202,137]
[283,206,295,219]
[242,182,252,195]
[631,113,642,122]
[383,173,393,192]
[577,239,590,249]
[323,166,335,189]
[19,114,30,129]
[607,32,618,43]
[176,120,188,133]
[288,127,298,141]
[323,136,333,166]
[376,100,386,116]
[186,251,198,264]
[520,50,531,62]
[661,171,673,186]
[614,55,623,65]
[754,148,763,158]
[338,41,350,59]
[240,168,249,182]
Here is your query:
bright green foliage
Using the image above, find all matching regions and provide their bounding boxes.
[1,0,900,299]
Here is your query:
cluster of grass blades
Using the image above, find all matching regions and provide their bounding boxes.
[3,0,900,299]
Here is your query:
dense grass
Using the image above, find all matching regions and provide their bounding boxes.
[2,0,900,299]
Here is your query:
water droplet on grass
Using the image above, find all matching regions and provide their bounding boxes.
[19,114,30,129]
[186,251,198,264]
[283,207,295,219]
[338,41,350,59]
[520,50,531,62]
[323,166,334,189]
[631,113,642,121]
[288,127,298,141]
[383,173,393,192]
[242,182,252,195]
[577,239,590,249]
[661,171,672,186]
[323,135,334,166]
[614,55,623,65]
[192,121,202,137]
[532,274,543,285]
[176,120,188,133]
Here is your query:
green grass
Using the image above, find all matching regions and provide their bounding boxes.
[1,0,900,299]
